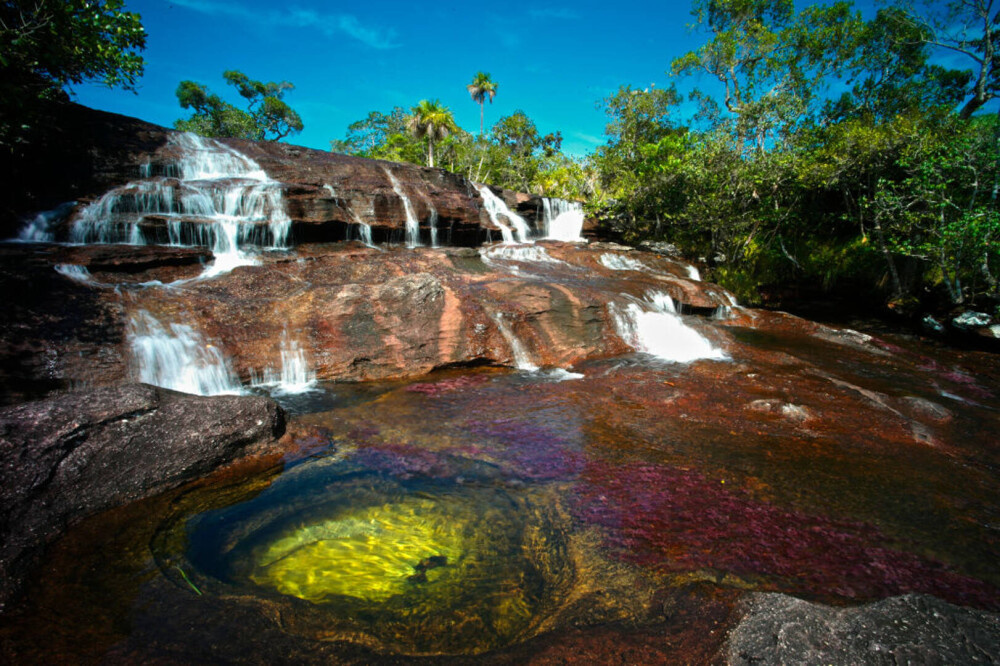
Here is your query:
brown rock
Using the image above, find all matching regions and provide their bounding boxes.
[0,383,285,611]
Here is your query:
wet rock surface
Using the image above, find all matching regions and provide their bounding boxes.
[0,241,723,397]
[0,383,285,611]
[2,103,595,246]
[727,592,1000,664]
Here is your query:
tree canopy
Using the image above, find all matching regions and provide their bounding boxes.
[174,70,303,141]
[1,0,146,145]
[467,71,498,136]
[406,99,458,168]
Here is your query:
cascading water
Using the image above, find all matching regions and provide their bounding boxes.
[480,245,567,273]
[252,330,317,395]
[541,198,585,242]
[70,133,291,275]
[128,310,243,396]
[54,264,99,286]
[478,185,531,244]
[384,168,422,247]
[599,253,648,272]
[427,204,439,247]
[610,290,726,363]
[15,202,77,243]
[490,312,539,371]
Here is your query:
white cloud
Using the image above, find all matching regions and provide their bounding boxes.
[171,0,399,49]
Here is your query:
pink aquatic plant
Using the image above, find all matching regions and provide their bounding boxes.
[406,374,492,396]
[466,418,585,481]
[573,462,999,609]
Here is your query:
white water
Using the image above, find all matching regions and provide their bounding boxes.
[542,198,586,242]
[491,312,538,371]
[610,290,726,363]
[70,133,291,275]
[252,330,317,395]
[427,204,439,247]
[54,264,97,285]
[478,185,531,244]
[599,253,648,272]
[128,310,243,396]
[384,168,421,247]
[15,202,77,242]
[686,264,701,281]
[480,244,566,271]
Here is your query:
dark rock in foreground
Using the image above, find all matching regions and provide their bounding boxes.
[727,592,1000,664]
[0,383,285,612]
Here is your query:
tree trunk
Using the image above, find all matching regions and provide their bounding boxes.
[480,102,484,137]
[428,140,434,168]
[873,213,903,298]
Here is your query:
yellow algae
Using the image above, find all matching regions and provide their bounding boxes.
[250,498,465,603]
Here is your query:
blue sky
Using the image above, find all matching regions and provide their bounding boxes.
[70,0,956,157]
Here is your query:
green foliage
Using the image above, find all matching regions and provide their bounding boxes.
[174,70,303,141]
[0,0,145,146]
[588,0,1000,310]
[869,114,1000,303]
[331,107,410,155]
[467,71,498,136]
[330,104,588,198]
[406,99,458,168]
[591,85,688,238]
[671,0,863,150]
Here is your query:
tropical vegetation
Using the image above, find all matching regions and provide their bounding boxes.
[406,99,458,168]
[467,71,498,136]
[174,70,304,141]
[588,0,1000,313]
[0,0,145,148]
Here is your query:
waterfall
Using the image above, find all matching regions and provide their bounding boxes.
[478,185,531,244]
[610,290,726,363]
[428,204,439,248]
[490,312,538,371]
[686,265,701,281]
[128,310,243,396]
[15,202,77,242]
[480,245,567,274]
[599,253,648,272]
[69,133,291,275]
[384,168,421,247]
[252,330,317,395]
[353,217,374,246]
[541,198,585,242]
[54,264,99,286]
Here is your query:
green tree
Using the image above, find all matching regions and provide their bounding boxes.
[870,114,1000,302]
[174,70,303,141]
[825,7,968,122]
[331,107,409,155]
[0,0,145,144]
[671,0,863,150]
[891,0,1000,119]
[467,71,498,137]
[407,99,458,168]
[592,85,688,238]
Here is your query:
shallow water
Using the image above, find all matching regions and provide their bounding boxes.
[3,324,999,662]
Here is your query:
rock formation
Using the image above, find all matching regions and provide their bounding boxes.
[1,102,596,246]
[0,383,285,611]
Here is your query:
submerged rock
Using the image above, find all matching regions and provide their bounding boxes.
[0,383,285,612]
[727,592,1000,664]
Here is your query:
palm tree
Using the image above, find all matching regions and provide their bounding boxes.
[467,71,498,137]
[407,99,457,168]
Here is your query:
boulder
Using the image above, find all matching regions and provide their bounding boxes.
[0,383,285,612]
[726,592,1000,664]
